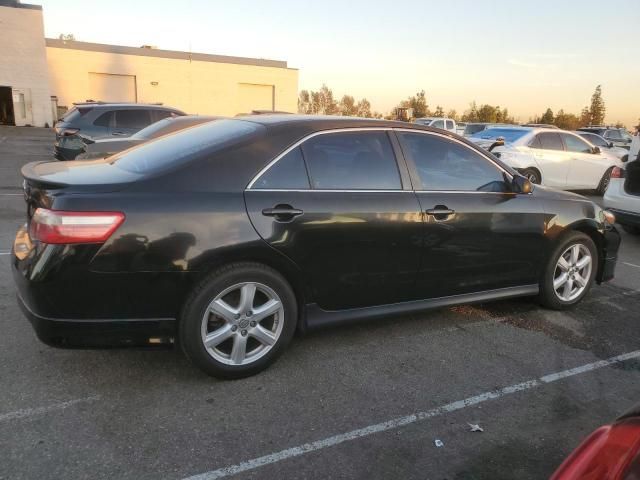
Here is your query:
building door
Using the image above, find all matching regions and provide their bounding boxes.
[88,73,137,103]
[11,88,33,126]
[237,83,274,114]
[0,86,15,125]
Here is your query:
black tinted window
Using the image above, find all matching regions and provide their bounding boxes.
[446,120,454,129]
[254,147,310,189]
[580,133,607,147]
[93,111,113,127]
[115,110,151,129]
[538,132,564,151]
[301,131,401,190]
[562,133,592,153]
[399,132,507,192]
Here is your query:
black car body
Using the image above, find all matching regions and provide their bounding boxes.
[13,116,621,378]
[77,115,220,159]
[54,102,186,160]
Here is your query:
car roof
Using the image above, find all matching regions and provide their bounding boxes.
[237,114,437,130]
[75,102,182,111]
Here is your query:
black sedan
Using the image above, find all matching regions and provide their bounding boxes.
[12,116,621,379]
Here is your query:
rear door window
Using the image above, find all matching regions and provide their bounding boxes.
[115,110,152,129]
[253,147,310,189]
[93,111,114,128]
[446,120,454,130]
[301,131,401,190]
[538,132,564,151]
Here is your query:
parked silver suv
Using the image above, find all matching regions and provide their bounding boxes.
[577,126,633,150]
[54,102,185,160]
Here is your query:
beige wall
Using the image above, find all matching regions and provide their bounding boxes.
[46,47,298,116]
[0,5,53,126]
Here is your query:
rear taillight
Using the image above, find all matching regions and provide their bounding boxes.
[54,127,79,136]
[551,421,640,480]
[611,167,625,178]
[29,208,125,244]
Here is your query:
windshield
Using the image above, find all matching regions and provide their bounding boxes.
[113,119,261,174]
[471,128,529,143]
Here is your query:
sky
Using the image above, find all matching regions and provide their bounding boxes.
[31,0,640,126]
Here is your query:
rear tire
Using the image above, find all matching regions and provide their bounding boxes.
[180,262,298,379]
[521,168,541,185]
[596,167,614,195]
[539,232,598,310]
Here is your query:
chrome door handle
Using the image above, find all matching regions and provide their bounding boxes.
[425,207,455,220]
[262,205,303,222]
[112,132,127,136]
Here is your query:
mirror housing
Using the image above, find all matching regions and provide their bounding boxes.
[592,146,601,154]
[608,142,614,148]
[488,138,505,152]
[512,174,533,194]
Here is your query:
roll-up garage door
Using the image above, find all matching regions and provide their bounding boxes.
[88,73,137,102]
[237,83,274,114]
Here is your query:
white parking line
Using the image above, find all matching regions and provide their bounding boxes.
[623,262,640,269]
[182,350,640,480]
[0,193,23,196]
[0,251,11,256]
[0,395,101,423]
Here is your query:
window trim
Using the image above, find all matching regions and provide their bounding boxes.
[246,127,515,193]
[246,127,407,191]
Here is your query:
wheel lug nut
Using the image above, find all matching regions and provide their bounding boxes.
[234,313,241,320]
[250,321,256,327]
[241,330,247,336]
[246,311,252,317]
[231,325,237,332]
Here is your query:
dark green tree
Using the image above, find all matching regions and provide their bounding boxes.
[540,108,554,124]
[589,85,606,125]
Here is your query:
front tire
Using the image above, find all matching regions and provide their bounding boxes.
[521,168,541,185]
[596,167,614,195]
[180,262,298,379]
[539,232,598,310]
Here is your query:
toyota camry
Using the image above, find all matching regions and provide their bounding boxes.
[12,116,621,378]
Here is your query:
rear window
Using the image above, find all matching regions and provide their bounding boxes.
[470,128,529,143]
[112,119,262,174]
[60,106,93,123]
[464,124,487,136]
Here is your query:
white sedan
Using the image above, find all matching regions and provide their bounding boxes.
[469,127,621,194]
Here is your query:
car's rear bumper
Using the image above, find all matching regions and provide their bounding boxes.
[598,226,621,283]
[608,208,640,228]
[16,292,176,348]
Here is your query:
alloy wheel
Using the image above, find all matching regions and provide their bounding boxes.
[201,282,284,365]
[553,244,592,302]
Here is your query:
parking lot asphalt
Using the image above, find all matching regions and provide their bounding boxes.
[1,126,639,480]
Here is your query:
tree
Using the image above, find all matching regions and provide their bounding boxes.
[461,101,479,122]
[433,106,444,117]
[540,108,554,125]
[554,109,581,130]
[58,33,75,41]
[589,85,606,125]
[398,90,430,119]
[339,95,357,116]
[311,84,338,115]
[579,107,592,127]
[446,109,458,121]
[356,98,372,118]
[298,90,312,114]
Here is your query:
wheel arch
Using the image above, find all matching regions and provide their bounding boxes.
[187,244,310,331]
[563,220,606,284]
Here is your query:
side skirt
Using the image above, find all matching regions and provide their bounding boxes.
[304,284,539,330]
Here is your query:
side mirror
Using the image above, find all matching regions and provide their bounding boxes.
[608,142,614,148]
[592,146,601,154]
[512,174,533,194]
[488,139,505,152]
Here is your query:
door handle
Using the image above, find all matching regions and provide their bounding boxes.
[425,206,455,220]
[112,131,127,136]
[262,205,303,221]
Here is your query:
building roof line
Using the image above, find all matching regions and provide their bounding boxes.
[44,38,292,69]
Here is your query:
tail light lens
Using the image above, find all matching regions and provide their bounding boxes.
[29,208,125,244]
[551,421,640,480]
[611,167,625,178]
[54,127,79,136]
